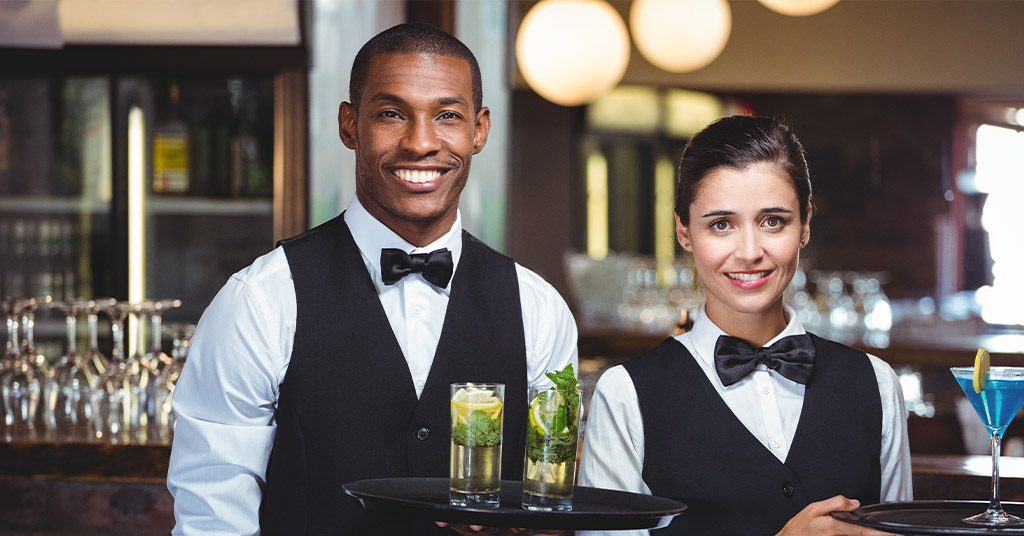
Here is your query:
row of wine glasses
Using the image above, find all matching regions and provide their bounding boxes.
[0,296,195,444]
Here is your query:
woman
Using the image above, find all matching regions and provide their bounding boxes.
[577,116,911,536]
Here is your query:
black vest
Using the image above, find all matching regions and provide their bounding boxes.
[624,334,882,535]
[260,215,528,535]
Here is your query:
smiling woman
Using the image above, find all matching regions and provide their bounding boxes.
[577,115,913,536]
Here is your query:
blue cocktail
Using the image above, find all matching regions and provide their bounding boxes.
[951,366,1024,526]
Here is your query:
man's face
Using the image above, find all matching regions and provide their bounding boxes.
[339,52,490,246]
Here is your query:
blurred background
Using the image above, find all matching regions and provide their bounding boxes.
[1,0,1023,533]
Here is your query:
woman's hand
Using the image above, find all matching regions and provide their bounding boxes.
[776,496,898,536]
[435,522,570,536]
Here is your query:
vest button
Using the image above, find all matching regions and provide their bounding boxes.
[416,427,430,441]
[781,481,796,498]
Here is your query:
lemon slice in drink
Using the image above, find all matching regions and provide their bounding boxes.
[451,388,502,425]
[974,347,991,393]
[529,390,564,435]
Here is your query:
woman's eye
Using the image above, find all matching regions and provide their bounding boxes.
[712,220,730,231]
[764,216,783,228]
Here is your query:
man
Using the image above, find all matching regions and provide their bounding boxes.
[166,23,578,535]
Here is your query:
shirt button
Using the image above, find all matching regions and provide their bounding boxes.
[413,304,423,316]
[781,481,796,498]
[760,386,771,395]
[416,427,430,441]
[771,438,782,449]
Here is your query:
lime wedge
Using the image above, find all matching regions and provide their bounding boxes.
[974,347,991,393]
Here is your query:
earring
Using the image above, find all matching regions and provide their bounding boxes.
[685,243,690,248]
[800,239,806,245]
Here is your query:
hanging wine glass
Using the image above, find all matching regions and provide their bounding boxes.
[1,298,23,439]
[1,297,49,440]
[47,298,96,441]
[82,298,116,379]
[127,300,160,443]
[153,321,195,441]
[92,301,139,444]
[145,299,181,374]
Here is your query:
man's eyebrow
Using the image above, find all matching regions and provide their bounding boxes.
[368,92,407,105]
[366,93,469,108]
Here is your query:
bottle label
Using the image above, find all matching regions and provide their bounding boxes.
[153,134,190,193]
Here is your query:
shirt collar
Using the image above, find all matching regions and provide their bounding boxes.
[685,304,806,368]
[343,196,463,293]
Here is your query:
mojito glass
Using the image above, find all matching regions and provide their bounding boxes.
[522,380,581,512]
[449,382,504,508]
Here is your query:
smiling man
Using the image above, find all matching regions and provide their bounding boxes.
[166,23,578,536]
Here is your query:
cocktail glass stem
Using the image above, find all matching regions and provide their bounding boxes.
[989,430,1004,513]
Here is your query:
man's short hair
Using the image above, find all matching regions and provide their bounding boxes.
[349,22,483,113]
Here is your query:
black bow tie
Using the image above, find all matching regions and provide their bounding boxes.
[380,248,454,289]
[713,334,816,387]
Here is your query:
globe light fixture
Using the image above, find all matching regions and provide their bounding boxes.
[516,0,630,107]
[629,0,732,73]
[757,0,840,17]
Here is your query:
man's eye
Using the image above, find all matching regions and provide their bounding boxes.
[379,110,400,119]
[439,111,461,120]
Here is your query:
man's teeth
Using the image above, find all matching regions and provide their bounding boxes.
[396,169,441,183]
[727,271,770,281]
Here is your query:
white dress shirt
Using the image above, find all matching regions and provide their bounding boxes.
[166,196,579,536]
[577,306,912,536]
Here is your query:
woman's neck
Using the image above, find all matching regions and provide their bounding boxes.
[705,301,789,348]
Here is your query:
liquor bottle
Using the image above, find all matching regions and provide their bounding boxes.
[229,82,271,199]
[195,88,233,198]
[0,89,10,196]
[152,82,190,194]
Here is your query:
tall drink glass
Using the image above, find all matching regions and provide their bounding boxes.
[951,366,1024,526]
[449,382,504,508]
[522,384,582,511]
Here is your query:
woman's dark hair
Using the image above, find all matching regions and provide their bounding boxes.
[349,22,482,113]
[674,115,812,225]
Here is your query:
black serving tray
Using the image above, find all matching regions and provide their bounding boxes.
[343,477,686,530]
[832,501,1024,534]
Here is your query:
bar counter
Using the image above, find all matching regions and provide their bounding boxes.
[2,321,1022,533]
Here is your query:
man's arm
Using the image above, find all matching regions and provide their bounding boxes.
[167,256,291,535]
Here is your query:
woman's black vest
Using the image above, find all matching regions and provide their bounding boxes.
[260,215,528,535]
[623,335,882,535]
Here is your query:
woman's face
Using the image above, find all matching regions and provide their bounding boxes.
[677,162,810,324]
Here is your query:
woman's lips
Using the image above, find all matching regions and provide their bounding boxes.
[726,270,773,289]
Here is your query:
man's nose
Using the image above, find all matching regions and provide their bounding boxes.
[401,117,441,155]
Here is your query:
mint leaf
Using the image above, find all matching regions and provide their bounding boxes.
[527,364,580,464]
[454,409,501,447]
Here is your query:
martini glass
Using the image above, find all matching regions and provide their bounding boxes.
[951,366,1024,526]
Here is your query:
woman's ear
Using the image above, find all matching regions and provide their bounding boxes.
[676,213,692,251]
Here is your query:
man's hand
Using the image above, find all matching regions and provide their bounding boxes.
[436,522,570,536]
[777,495,898,536]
